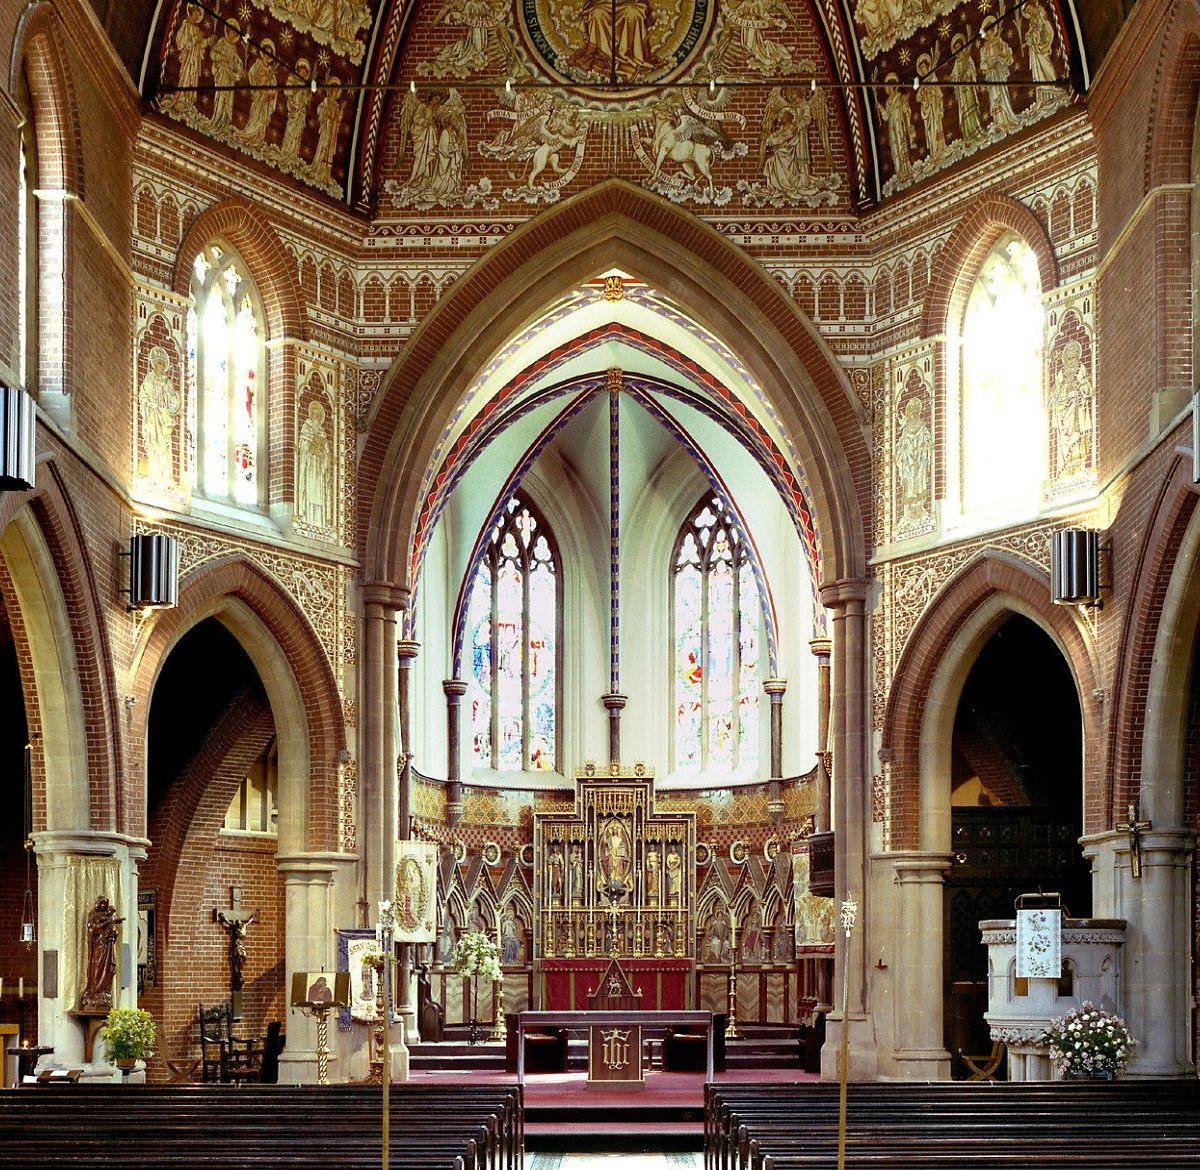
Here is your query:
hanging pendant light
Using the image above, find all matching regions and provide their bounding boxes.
[123,533,179,609]
[0,383,36,491]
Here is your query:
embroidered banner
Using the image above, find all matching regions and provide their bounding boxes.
[393,841,438,942]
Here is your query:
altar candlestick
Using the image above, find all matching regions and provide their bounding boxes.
[18,978,23,999]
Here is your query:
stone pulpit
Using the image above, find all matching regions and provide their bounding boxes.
[981,915,1126,1080]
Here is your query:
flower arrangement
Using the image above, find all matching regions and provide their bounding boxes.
[1041,1002,1135,1079]
[101,1006,157,1063]
[451,930,501,982]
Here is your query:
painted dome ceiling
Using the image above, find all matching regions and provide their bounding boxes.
[101,1,1131,212]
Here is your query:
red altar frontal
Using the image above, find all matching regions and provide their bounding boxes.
[539,959,693,1010]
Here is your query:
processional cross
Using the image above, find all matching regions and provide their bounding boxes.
[213,886,259,1018]
[1117,798,1152,880]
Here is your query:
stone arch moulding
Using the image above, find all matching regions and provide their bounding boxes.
[880,547,1102,852]
[922,192,1059,340]
[131,552,346,854]
[0,495,99,835]
[1146,14,1200,191]
[358,179,870,593]
[173,198,308,344]
[12,3,86,195]
[1107,459,1200,828]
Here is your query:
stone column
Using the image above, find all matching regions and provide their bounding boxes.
[602,692,627,765]
[818,580,875,1080]
[1083,827,1195,1077]
[359,582,409,1080]
[888,852,954,1079]
[395,640,419,1044]
[810,638,832,832]
[764,679,787,829]
[29,830,146,1072]
[443,679,466,827]
[276,853,351,1082]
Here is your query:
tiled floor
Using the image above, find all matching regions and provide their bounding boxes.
[526,1156,702,1169]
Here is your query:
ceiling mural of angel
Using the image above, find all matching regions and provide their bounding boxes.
[385,87,499,209]
[738,83,839,207]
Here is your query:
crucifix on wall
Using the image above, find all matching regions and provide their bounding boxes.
[213,886,259,1019]
[1117,799,1152,880]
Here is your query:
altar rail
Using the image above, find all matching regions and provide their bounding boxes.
[704,1080,1200,1170]
[0,1081,522,1170]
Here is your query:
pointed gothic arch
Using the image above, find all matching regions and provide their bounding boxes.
[131,553,346,854]
[881,548,1101,852]
[359,180,868,594]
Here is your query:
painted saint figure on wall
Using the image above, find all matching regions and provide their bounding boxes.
[139,345,181,485]
[297,399,332,530]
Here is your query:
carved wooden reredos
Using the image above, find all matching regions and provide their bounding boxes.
[533,762,697,960]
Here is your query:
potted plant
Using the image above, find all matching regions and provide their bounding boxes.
[451,930,501,1044]
[1041,1001,1135,1080]
[101,1006,157,1071]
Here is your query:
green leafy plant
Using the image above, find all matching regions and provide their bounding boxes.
[101,1006,157,1063]
[1041,1002,1135,1078]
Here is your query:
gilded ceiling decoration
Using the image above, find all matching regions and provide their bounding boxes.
[141,0,1095,209]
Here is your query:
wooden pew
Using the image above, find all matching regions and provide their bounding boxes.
[0,1081,523,1170]
[705,1080,1200,1170]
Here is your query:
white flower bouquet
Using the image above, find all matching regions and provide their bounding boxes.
[1041,1001,1135,1078]
[451,929,501,982]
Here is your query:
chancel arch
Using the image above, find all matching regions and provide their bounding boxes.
[359,180,869,592]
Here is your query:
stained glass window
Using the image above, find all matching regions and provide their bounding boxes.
[672,498,761,775]
[188,244,264,508]
[961,234,1043,514]
[467,498,559,772]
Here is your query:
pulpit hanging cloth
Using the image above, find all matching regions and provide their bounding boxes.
[1016,908,1061,979]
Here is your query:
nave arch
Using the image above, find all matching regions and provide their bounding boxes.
[873,549,1101,1079]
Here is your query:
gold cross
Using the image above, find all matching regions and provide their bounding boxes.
[1117,799,1152,879]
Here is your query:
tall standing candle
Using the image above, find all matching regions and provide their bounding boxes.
[18,977,23,999]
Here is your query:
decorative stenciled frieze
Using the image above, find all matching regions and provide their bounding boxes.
[340,757,357,853]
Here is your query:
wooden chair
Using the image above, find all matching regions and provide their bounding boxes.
[197,1003,227,1083]
[197,1001,263,1084]
[960,1038,1007,1081]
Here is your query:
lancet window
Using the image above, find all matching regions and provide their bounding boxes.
[671,497,761,776]
[960,233,1044,515]
[466,497,559,772]
[188,244,265,509]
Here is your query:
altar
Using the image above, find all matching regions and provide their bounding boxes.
[514,1009,715,1085]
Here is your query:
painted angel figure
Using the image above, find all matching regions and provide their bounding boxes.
[757,85,829,197]
[396,87,470,202]
[877,74,917,184]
